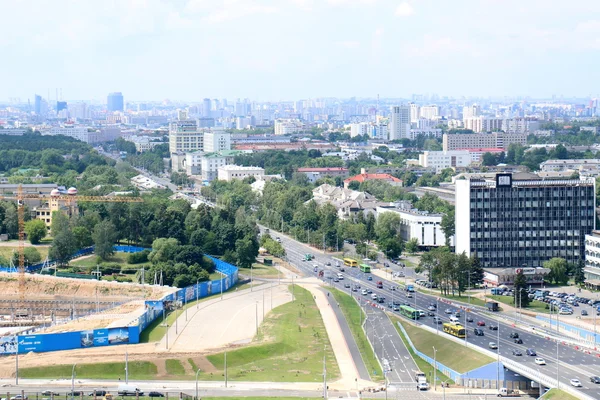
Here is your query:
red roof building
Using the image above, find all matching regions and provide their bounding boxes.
[343,173,403,189]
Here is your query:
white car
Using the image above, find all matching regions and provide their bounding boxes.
[417,382,429,391]
[534,358,546,365]
[570,378,582,387]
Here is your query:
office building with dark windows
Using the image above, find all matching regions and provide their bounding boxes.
[455,173,595,269]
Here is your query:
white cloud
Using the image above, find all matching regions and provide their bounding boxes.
[395,2,414,17]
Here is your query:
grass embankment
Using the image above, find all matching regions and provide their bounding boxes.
[139,281,251,343]
[394,318,493,374]
[21,285,339,382]
[391,317,454,384]
[487,295,549,313]
[541,389,580,400]
[20,361,157,380]
[248,262,282,278]
[203,285,339,382]
[329,288,383,380]
[0,245,49,262]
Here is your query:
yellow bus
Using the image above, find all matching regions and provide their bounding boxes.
[442,323,466,338]
[343,258,358,267]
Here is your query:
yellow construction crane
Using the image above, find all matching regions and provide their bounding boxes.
[1,185,143,307]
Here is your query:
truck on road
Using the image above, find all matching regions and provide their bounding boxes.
[406,284,415,292]
[486,301,499,312]
[304,254,313,261]
[497,388,520,397]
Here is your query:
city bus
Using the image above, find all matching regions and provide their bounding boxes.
[359,264,371,273]
[442,323,466,338]
[343,258,358,267]
[398,305,420,320]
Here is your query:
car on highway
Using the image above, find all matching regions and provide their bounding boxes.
[427,305,436,311]
[526,348,537,356]
[433,316,442,324]
[148,392,165,398]
[340,267,345,272]
[509,332,519,338]
[466,316,473,322]
[333,277,339,282]
[477,320,486,326]
[393,305,400,311]
[361,289,368,295]
[344,283,351,288]
[488,325,498,330]
[427,311,435,316]
[570,378,582,387]
[367,289,373,294]
[514,338,523,344]
[352,287,358,292]
[474,328,484,336]
[429,303,437,309]
[371,293,378,300]
[512,349,522,356]
[488,342,498,349]
[326,261,331,266]
[417,382,429,391]
[406,293,413,298]
[590,376,600,384]
[367,276,373,281]
[534,358,546,365]
[444,308,453,314]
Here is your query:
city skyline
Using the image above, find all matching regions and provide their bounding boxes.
[2,0,600,101]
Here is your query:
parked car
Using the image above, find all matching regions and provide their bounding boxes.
[581,310,588,316]
[148,392,165,397]
[512,349,522,356]
[474,328,484,336]
[526,348,537,356]
[10,396,28,400]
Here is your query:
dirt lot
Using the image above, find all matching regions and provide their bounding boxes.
[0,272,175,300]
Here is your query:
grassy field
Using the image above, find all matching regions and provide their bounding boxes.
[139,281,250,343]
[541,389,579,400]
[20,361,157,380]
[329,288,383,380]
[488,295,550,313]
[203,285,339,382]
[391,316,454,385]
[246,262,282,278]
[165,359,186,375]
[0,245,49,262]
[396,319,493,373]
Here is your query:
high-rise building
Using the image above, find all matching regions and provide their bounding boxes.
[409,103,420,123]
[202,98,211,118]
[168,110,202,154]
[350,122,369,137]
[462,104,481,119]
[389,105,410,141]
[107,92,124,112]
[203,129,231,153]
[420,105,440,120]
[34,94,42,115]
[443,132,528,151]
[455,173,596,269]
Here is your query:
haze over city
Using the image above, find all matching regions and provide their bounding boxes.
[3,0,600,100]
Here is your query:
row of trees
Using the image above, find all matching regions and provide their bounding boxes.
[416,248,484,296]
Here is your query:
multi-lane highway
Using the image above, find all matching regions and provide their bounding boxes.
[267,227,600,399]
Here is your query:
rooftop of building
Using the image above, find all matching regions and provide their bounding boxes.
[297,167,349,172]
[218,164,264,171]
[463,172,595,186]
[203,150,243,158]
[541,159,600,165]
[344,173,403,183]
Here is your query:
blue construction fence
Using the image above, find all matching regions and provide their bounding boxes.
[395,321,463,382]
[0,248,238,355]
[537,315,600,345]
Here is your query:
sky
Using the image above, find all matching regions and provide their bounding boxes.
[1,0,600,102]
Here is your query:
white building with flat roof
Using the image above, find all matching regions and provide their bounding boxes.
[218,165,265,181]
[418,150,471,172]
[376,204,450,247]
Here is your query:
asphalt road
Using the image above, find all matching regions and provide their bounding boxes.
[266,227,600,399]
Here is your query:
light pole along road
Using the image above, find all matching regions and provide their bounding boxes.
[264,225,600,399]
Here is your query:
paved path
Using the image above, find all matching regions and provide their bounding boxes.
[321,287,370,381]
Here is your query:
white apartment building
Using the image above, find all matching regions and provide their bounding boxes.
[0,128,27,136]
[376,205,449,247]
[389,105,410,140]
[44,126,121,144]
[410,103,420,123]
[168,113,203,154]
[503,118,540,134]
[217,165,265,181]
[203,129,231,153]
[350,122,370,137]
[200,150,240,181]
[420,105,440,120]
[463,117,504,133]
[184,151,204,175]
[443,132,528,151]
[274,119,304,135]
[126,136,163,153]
[410,128,443,140]
[371,124,388,140]
[418,150,471,172]
[584,231,600,286]
[462,104,481,119]
[540,159,600,172]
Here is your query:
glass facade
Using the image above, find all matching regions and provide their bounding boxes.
[468,182,595,268]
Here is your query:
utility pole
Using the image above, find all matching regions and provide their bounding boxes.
[224,351,228,388]
[255,301,258,335]
[323,345,327,400]
[433,347,437,391]
[15,347,18,385]
[125,349,129,383]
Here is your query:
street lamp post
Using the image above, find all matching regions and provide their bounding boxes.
[224,351,228,388]
[433,346,437,391]
[125,349,129,383]
[71,364,77,400]
[195,368,201,400]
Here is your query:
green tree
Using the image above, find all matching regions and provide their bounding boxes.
[544,257,569,285]
[375,212,401,241]
[348,180,360,190]
[481,152,497,166]
[92,220,118,260]
[378,237,404,259]
[24,219,47,244]
[12,247,42,266]
[49,212,76,266]
[235,235,258,268]
[514,270,530,308]
[72,226,93,249]
[441,210,455,247]
[405,238,419,254]
[469,253,484,287]
[574,259,585,285]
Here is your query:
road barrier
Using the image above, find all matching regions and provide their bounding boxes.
[536,315,600,348]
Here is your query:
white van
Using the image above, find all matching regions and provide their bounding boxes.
[337,273,343,280]
[371,293,378,300]
[449,315,459,323]
[117,385,143,396]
